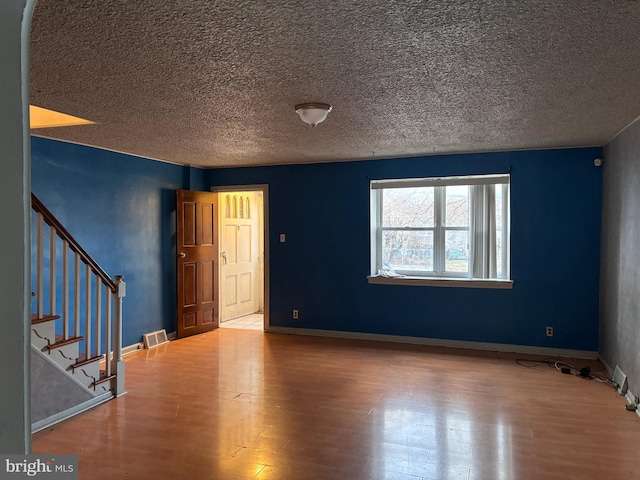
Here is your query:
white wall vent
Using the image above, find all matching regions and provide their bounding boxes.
[612,365,628,395]
[143,329,169,349]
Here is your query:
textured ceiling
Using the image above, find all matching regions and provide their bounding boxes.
[30,0,640,168]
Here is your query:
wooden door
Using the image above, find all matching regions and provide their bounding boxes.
[176,190,219,338]
[220,192,259,321]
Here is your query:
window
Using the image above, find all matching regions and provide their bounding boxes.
[370,174,511,288]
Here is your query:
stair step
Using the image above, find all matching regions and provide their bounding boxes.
[46,335,83,351]
[71,353,104,370]
[31,313,60,325]
[92,371,116,386]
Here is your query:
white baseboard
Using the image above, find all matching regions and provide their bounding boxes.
[265,326,599,359]
[599,356,614,376]
[32,392,113,434]
[599,356,639,418]
[121,332,176,356]
[122,342,144,357]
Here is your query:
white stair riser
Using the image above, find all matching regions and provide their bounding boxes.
[93,380,113,394]
[48,343,79,370]
[72,362,101,389]
[31,321,55,351]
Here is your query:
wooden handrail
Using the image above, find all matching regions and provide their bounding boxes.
[31,193,117,293]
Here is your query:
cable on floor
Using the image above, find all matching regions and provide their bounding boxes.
[515,357,619,391]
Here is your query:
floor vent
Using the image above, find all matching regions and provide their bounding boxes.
[143,329,169,349]
[612,365,628,395]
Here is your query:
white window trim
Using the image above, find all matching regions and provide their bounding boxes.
[367,275,514,289]
[371,174,509,189]
[370,174,511,287]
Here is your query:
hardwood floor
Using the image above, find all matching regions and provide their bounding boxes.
[32,330,640,479]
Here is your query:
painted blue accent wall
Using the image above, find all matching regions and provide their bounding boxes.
[31,136,200,347]
[207,148,603,351]
[30,137,602,352]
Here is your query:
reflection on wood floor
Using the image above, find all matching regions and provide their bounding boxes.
[33,329,640,479]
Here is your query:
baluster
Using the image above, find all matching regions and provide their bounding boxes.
[95,274,101,358]
[105,286,112,377]
[74,252,80,338]
[49,226,56,317]
[84,263,91,359]
[62,240,69,340]
[36,212,43,318]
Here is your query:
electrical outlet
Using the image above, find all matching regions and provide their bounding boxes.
[292,309,299,319]
[546,326,553,337]
[280,234,286,243]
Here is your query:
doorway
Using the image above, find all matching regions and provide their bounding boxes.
[214,186,267,330]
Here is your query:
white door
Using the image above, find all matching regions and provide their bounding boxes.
[220,191,260,321]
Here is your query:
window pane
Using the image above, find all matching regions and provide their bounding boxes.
[496,185,504,277]
[382,188,434,227]
[382,230,433,272]
[445,185,469,227]
[444,230,469,273]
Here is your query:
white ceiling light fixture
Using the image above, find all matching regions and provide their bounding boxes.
[294,102,333,127]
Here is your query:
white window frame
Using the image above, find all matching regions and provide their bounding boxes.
[369,174,513,289]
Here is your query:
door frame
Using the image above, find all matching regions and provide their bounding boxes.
[211,184,269,331]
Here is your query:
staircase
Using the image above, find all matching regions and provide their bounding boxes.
[30,193,126,432]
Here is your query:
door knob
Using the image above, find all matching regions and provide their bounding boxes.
[179,252,186,258]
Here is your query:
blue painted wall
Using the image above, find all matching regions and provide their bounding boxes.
[30,137,603,352]
[31,136,200,347]
[207,147,603,351]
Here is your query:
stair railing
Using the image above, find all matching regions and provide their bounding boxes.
[31,193,126,396]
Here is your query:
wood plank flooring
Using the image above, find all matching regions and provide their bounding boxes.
[32,330,640,479]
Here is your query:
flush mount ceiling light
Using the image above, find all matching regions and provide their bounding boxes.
[294,102,333,127]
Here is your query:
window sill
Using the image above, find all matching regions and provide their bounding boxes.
[367,275,514,289]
